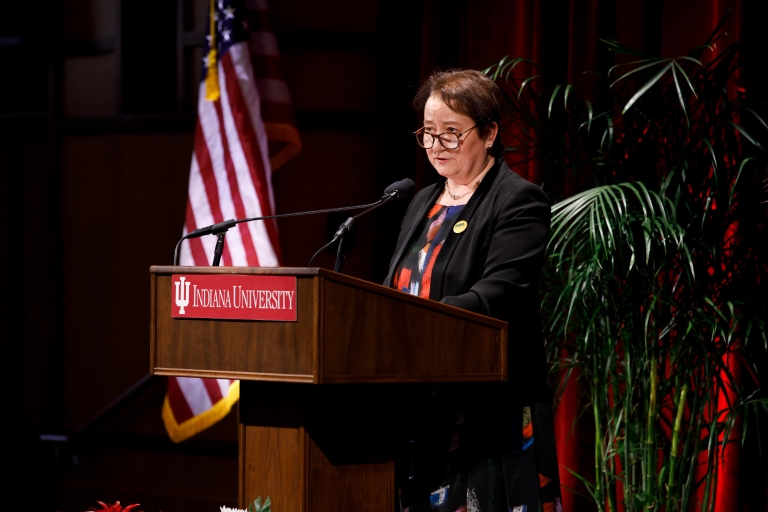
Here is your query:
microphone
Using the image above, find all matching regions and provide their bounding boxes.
[314,178,416,272]
[331,179,414,244]
[383,178,415,200]
[174,179,415,266]
[185,219,238,239]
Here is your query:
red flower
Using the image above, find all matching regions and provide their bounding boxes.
[89,501,142,512]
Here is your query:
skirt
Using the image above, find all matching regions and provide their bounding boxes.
[396,383,563,512]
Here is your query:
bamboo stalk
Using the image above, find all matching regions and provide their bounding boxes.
[606,355,620,512]
[666,383,688,510]
[641,302,656,509]
[645,356,658,507]
[679,383,702,512]
[701,415,719,512]
[624,345,634,512]
[608,452,618,512]
[594,381,606,511]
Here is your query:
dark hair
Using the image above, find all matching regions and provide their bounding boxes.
[414,69,504,157]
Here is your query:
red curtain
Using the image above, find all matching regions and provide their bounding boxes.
[417,1,746,510]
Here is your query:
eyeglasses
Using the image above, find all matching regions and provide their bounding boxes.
[414,125,478,149]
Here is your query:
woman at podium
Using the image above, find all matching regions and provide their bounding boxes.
[385,69,562,512]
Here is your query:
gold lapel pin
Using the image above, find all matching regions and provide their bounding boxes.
[453,220,468,234]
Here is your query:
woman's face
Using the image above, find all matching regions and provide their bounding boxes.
[422,94,496,183]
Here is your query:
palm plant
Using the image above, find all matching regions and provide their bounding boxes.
[484,17,768,512]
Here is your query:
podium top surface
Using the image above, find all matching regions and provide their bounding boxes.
[151,265,321,275]
[150,266,505,328]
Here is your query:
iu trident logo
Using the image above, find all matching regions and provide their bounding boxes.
[175,277,191,314]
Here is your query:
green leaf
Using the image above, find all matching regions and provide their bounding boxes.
[670,64,690,125]
[606,117,614,147]
[595,191,614,250]
[704,297,729,322]
[549,84,562,118]
[623,62,673,114]
[703,138,718,173]
[610,58,670,89]
[482,56,536,81]
[660,170,676,196]
[518,75,542,100]
[482,56,510,80]
[682,243,695,280]
[564,84,573,109]
[608,57,665,76]
[744,107,768,132]
[672,60,699,98]
[728,121,765,150]
[600,38,648,57]
[676,55,704,67]
[702,196,712,229]
[703,10,731,48]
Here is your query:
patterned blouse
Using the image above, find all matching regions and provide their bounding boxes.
[393,204,466,299]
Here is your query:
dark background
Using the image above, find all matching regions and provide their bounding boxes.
[1,0,766,510]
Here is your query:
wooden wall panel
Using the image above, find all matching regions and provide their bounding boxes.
[281,50,378,112]
[16,139,60,423]
[271,131,376,279]
[62,55,118,117]
[270,0,377,32]
[61,0,118,39]
[61,132,192,427]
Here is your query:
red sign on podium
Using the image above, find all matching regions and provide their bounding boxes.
[171,274,297,321]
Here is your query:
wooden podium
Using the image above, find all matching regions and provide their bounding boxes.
[150,266,507,511]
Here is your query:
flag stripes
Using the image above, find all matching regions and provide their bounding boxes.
[164,0,297,443]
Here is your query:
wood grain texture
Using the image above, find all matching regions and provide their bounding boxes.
[150,266,321,276]
[317,268,507,329]
[152,368,314,382]
[312,276,323,385]
[152,273,315,381]
[321,279,505,383]
[239,382,393,512]
[150,267,508,384]
[149,272,157,374]
[239,382,306,511]
[305,385,393,512]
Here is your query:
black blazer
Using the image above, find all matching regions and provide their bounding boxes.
[385,159,552,401]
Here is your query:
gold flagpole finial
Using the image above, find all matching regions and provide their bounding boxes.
[204,0,220,101]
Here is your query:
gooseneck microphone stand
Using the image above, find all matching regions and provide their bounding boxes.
[173,178,415,272]
[173,201,383,267]
[211,233,227,266]
[327,195,402,273]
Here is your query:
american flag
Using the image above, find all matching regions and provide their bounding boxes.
[163,0,299,443]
